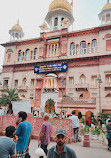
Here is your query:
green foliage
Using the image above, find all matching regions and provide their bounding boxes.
[80,117,84,124]
[0,88,20,113]
[91,127,101,135]
[81,125,89,135]
[91,117,98,125]
[100,113,111,124]
[46,98,55,113]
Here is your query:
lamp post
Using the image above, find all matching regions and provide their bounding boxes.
[60,77,65,118]
[97,74,102,114]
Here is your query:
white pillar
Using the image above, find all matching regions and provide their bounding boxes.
[58,16,61,30]
[47,79,48,88]
[51,79,53,88]
[53,44,55,55]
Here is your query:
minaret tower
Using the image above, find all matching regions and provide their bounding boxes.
[45,0,74,31]
[98,0,111,25]
[9,20,24,41]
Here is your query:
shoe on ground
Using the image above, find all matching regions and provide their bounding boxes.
[109,147,111,151]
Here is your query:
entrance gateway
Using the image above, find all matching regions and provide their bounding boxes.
[34,63,68,114]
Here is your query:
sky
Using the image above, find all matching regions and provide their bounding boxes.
[0,0,108,69]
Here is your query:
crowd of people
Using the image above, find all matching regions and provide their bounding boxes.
[0,111,111,158]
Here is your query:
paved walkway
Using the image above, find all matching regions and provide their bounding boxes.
[29,139,111,158]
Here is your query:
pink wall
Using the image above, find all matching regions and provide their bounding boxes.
[0,115,73,143]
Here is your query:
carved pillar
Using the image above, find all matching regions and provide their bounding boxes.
[57,43,59,56]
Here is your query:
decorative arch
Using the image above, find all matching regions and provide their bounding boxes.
[45,98,55,113]
[106,93,111,97]
[25,49,30,61]
[54,17,58,26]
[80,74,86,85]
[6,49,13,62]
[34,48,38,60]
[70,42,75,55]
[22,78,27,86]
[80,41,86,54]
[18,50,22,61]
[92,39,97,53]
[85,111,94,125]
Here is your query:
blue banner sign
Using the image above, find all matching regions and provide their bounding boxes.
[34,63,68,73]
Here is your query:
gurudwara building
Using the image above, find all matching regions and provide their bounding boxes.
[0,0,111,118]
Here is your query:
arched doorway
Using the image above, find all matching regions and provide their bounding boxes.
[45,98,55,113]
[85,111,94,125]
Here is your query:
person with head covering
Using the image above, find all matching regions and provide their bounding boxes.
[47,129,77,158]
[0,125,16,158]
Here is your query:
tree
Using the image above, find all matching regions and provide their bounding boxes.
[0,88,20,114]
[45,98,55,113]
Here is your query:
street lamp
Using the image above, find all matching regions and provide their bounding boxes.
[60,77,65,118]
[97,74,102,114]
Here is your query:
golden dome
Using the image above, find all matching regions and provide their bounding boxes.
[11,24,23,32]
[49,0,72,13]
[102,3,111,11]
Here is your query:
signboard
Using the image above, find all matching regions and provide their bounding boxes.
[11,100,31,115]
[34,63,68,74]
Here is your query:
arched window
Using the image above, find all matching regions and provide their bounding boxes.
[105,74,111,84]
[18,50,22,61]
[61,17,64,26]
[80,41,86,54]
[22,78,27,86]
[80,74,86,85]
[70,42,75,55]
[25,49,30,61]
[7,53,11,62]
[92,39,97,53]
[34,48,38,60]
[52,45,54,54]
[106,13,110,22]
[54,17,58,26]
[106,93,111,97]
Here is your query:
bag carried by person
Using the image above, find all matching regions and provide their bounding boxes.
[35,147,46,157]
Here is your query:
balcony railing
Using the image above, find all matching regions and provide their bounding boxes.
[42,88,58,93]
[62,96,96,104]
[74,83,89,90]
[105,82,111,89]
[17,86,28,91]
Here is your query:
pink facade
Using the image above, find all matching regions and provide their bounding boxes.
[0,115,73,143]
[0,0,111,119]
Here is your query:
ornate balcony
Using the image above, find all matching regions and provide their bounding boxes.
[42,88,58,93]
[17,86,28,92]
[105,82,111,90]
[74,83,89,91]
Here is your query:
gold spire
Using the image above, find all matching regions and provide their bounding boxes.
[11,20,23,32]
[102,1,111,11]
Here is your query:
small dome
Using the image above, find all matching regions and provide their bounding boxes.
[102,3,111,11]
[49,0,72,13]
[11,24,23,32]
